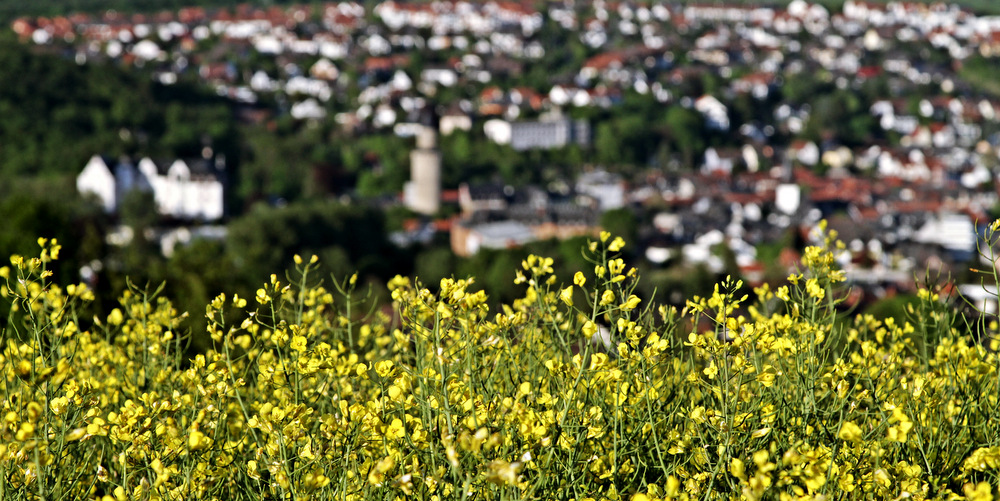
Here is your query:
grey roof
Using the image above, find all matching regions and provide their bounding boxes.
[472,220,536,248]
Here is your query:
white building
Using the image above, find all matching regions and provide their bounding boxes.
[484,118,590,151]
[914,212,976,256]
[576,170,625,210]
[694,95,730,131]
[77,154,225,221]
[78,156,119,213]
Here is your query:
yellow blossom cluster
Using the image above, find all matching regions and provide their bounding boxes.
[1,229,1000,500]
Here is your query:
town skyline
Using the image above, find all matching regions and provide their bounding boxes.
[5,0,1000,323]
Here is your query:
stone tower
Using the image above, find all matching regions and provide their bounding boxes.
[404,108,441,215]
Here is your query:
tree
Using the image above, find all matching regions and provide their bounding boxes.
[225,200,403,288]
[663,106,706,169]
[804,89,880,146]
[414,247,458,286]
[119,189,159,233]
[601,209,638,248]
[0,34,240,195]
[0,178,109,283]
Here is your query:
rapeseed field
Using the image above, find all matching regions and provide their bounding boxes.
[1,225,999,500]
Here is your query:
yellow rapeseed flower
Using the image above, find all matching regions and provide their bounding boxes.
[608,236,625,252]
[108,308,124,326]
[484,460,522,486]
[232,294,247,308]
[756,365,777,387]
[964,482,995,501]
[622,295,641,310]
[805,278,825,300]
[188,427,210,451]
[374,360,395,378]
[290,335,308,352]
[888,421,913,443]
[730,457,746,481]
[386,418,405,439]
[838,421,863,442]
[560,286,574,306]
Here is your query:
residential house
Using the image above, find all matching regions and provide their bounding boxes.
[77,154,225,221]
[694,95,730,131]
[576,170,625,211]
[483,116,590,151]
[450,184,600,257]
[731,72,775,100]
[77,155,119,213]
[439,106,473,135]
[501,118,591,151]
[702,148,741,174]
[458,183,511,215]
[548,85,593,108]
[914,211,977,260]
[291,98,327,120]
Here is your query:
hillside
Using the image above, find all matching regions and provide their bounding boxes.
[0,32,237,179]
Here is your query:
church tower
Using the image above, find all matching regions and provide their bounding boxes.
[404,108,441,215]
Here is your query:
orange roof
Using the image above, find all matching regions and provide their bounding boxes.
[480,86,504,102]
[10,18,34,36]
[583,51,626,70]
[441,189,460,203]
[433,219,453,232]
[178,7,207,23]
[364,55,409,72]
[494,1,537,16]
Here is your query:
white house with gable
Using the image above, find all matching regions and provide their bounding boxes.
[77,154,225,221]
[77,156,119,212]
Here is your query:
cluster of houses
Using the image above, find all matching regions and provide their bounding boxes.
[449,169,621,257]
[437,162,992,285]
[76,154,227,256]
[13,0,1000,135]
[77,154,226,221]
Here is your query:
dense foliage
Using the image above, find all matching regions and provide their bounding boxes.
[0,33,237,181]
[2,224,1000,500]
[959,56,1000,98]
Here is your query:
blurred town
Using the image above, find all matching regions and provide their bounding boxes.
[10,0,1000,318]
